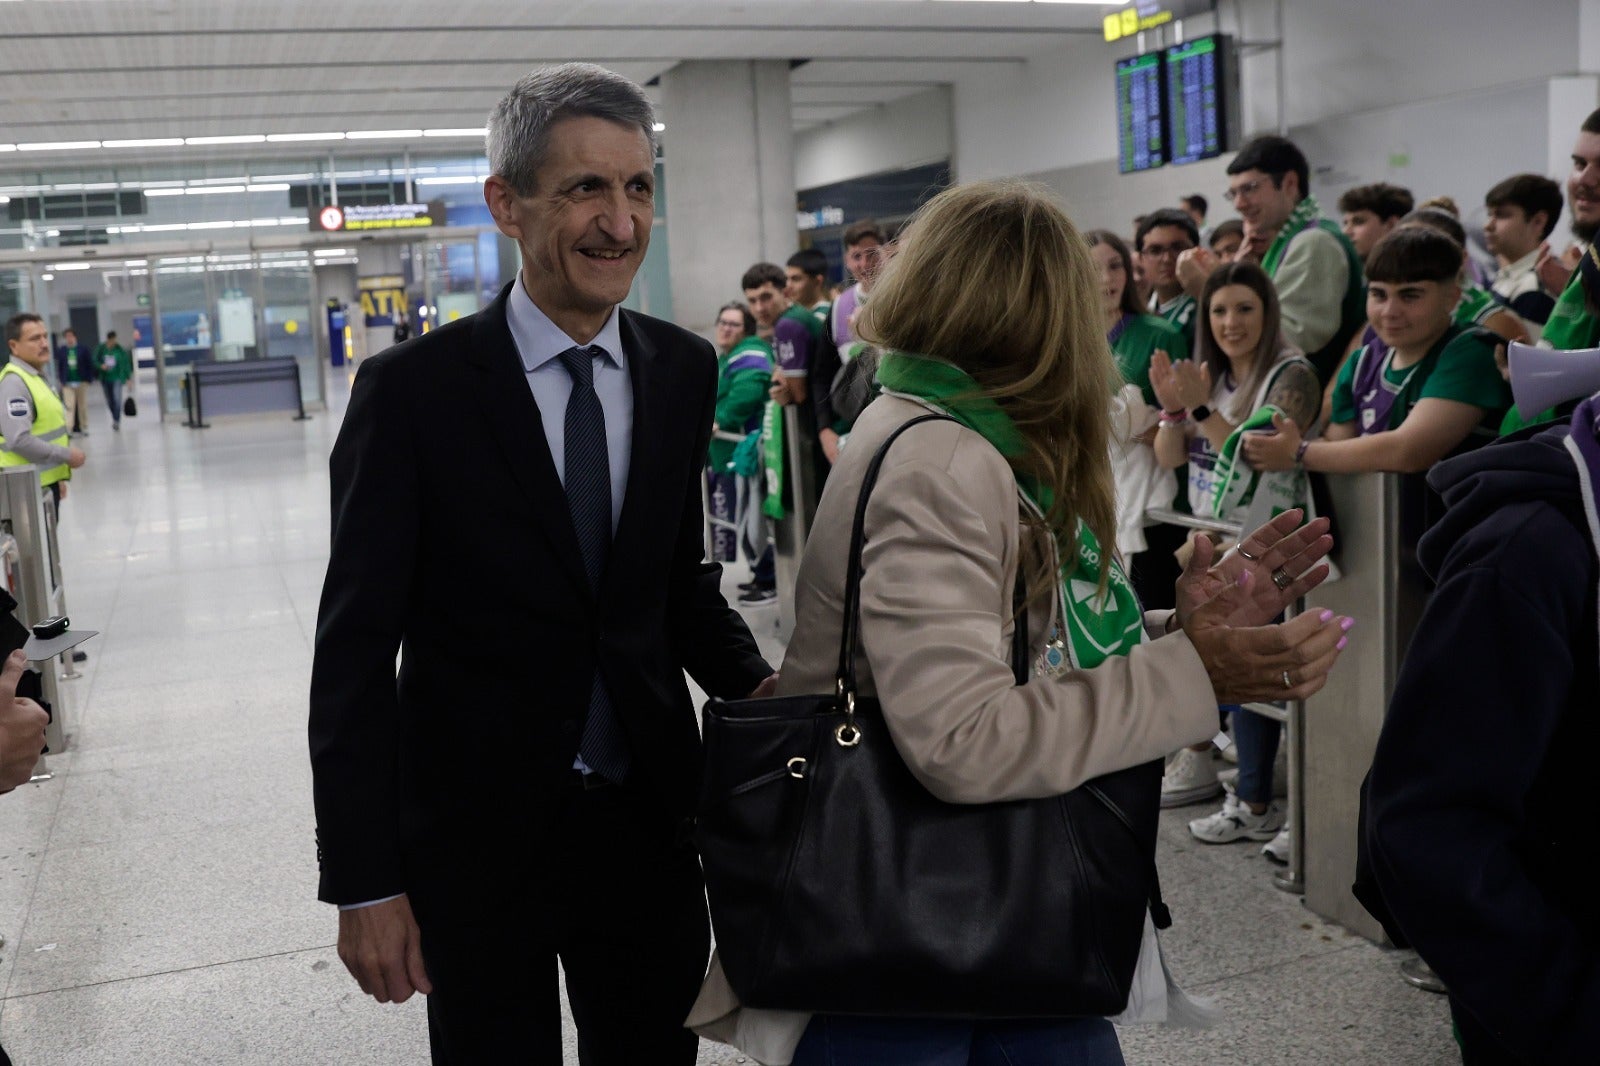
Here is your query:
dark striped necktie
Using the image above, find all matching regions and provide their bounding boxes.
[558,346,629,782]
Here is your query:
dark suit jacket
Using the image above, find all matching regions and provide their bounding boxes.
[309,282,771,906]
[54,343,94,385]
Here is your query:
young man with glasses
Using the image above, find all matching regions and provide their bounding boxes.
[1137,208,1202,341]
[1223,136,1366,384]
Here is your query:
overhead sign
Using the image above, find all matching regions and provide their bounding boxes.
[311,202,438,232]
[1104,0,1215,42]
[796,206,845,232]
[358,275,408,326]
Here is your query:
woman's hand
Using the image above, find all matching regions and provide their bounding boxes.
[1240,412,1304,471]
[1148,350,1187,413]
[1174,509,1333,630]
[1167,358,1212,411]
[1186,590,1350,703]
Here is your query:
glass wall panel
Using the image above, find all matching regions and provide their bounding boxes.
[260,254,320,406]
[150,257,213,419]
[424,239,479,328]
[0,268,29,322]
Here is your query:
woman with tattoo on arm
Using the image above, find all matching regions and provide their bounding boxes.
[1150,261,1322,860]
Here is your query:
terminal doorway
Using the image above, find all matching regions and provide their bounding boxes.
[0,226,497,422]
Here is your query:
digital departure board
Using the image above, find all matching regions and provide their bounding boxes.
[1116,52,1166,174]
[1164,34,1237,165]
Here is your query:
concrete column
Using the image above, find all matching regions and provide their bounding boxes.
[661,60,795,335]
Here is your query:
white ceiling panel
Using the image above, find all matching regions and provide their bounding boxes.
[0,0,1107,174]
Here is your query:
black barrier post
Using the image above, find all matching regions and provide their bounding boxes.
[190,369,209,429]
[293,364,311,422]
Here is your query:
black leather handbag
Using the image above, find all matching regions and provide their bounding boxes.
[696,414,1170,1019]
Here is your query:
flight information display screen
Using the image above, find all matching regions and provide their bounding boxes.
[1165,34,1232,165]
[1116,52,1166,174]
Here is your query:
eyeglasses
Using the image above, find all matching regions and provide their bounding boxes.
[1223,178,1271,203]
[715,319,745,330]
[1140,242,1194,259]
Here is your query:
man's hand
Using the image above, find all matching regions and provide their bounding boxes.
[337,894,433,1004]
[819,428,841,464]
[749,673,779,699]
[67,447,87,469]
[1240,412,1304,471]
[769,379,795,406]
[1176,247,1217,298]
[1536,241,1580,296]
[1173,509,1333,630]
[0,650,49,793]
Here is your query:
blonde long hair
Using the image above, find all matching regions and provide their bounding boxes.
[856,181,1118,595]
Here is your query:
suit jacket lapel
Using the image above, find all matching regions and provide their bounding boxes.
[463,282,589,593]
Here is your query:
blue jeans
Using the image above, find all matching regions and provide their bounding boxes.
[791,1015,1125,1066]
[101,378,124,424]
[1232,705,1282,807]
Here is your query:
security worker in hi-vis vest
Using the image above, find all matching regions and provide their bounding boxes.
[1,313,86,509]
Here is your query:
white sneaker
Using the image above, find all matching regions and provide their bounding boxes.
[1188,796,1285,844]
[1160,747,1222,808]
[1262,828,1292,864]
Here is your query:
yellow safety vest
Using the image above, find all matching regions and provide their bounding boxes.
[0,363,72,487]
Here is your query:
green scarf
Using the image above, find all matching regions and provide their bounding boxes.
[1260,194,1324,278]
[1207,404,1308,521]
[761,399,787,520]
[874,352,1145,670]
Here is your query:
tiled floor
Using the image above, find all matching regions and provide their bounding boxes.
[0,369,1457,1064]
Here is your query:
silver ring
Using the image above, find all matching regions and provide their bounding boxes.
[1237,546,1261,562]
[1282,670,1292,690]
[1271,567,1292,590]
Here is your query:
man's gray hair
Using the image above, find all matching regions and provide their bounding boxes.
[486,63,658,195]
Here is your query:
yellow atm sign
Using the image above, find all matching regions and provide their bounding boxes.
[358,275,408,325]
[1104,1,1209,42]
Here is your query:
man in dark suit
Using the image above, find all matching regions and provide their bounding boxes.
[309,63,775,1064]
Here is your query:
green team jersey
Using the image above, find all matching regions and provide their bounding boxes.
[811,301,831,323]
[1455,284,1503,328]
[1332,323,1511,438]
[1151,292,1198,338]
[709,337,773,471]
[1112,313,1189,408]
[1501,268,1600,434]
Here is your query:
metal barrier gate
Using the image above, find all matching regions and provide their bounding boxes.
[1301,472,1432,940]
[1,465,77,768]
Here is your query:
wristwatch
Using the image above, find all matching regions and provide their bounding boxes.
[1190,404,1213,423]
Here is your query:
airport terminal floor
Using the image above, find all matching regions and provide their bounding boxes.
[0,372,1460,1064]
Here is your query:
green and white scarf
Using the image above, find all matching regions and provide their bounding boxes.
[761,399,787,520]
[1205,404,1309,522]
[875,352,1145,670]
[1260,194,1325,278]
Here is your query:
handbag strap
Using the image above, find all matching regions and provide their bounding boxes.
[835,414,961,697]
[833,412,1173,931]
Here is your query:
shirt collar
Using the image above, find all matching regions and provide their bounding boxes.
[506,272,625,374]
[8,357,41,377]
[1496,247,1541,281]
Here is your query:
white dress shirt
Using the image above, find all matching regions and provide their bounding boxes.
[505,273,633,533]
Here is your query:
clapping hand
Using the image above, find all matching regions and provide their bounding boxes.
[1148,350,1210,413]
[1175,509,1346,703]
[1174,509,1333,630]
[1536,241,1581,296]
[1175,247,1218,298]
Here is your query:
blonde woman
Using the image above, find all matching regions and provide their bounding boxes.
[689,181,1350,1066]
